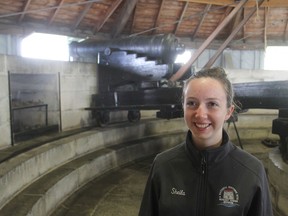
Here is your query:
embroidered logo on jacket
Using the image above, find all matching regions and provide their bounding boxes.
[218,186,239,207]
[171,188,186,196]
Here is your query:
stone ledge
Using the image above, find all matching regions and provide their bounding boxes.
[0,132,185,216]
[268,148,288,216]
[0,119,186,209]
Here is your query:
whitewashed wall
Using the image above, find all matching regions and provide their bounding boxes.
[0,55,11,148]
[0,33,287,148]
[0,35,21,56]
[227,69,288,83]
[60,61,97,130]
[0,55,97,149]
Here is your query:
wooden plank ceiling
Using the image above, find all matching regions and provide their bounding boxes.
[0,0,288,49]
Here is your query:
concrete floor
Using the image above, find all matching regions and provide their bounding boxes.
[0,126,283,216]
[0,119,187,216]
[49,139,276,216]
[51,156,153,216]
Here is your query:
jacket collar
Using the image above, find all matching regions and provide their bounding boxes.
[184,130,235,167]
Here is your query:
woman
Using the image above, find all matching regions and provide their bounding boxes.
[139,67,273,216]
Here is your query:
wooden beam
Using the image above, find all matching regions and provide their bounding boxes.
[18,0,33,22]
[169,0,248,81]
[152,0,166,34]
[174,2,189,35]
[218,6,233,25]
[264,6,269,49]
[48,0,65,25]
[112,0,138,38]
[129,5,138,34]
[0,0,103,19]
[73,1,93,30]
[179,0,288,8]
[93,0,123,33]
[284,14,288,42]
[229,8,243,34]
[191,4,211,40]
[203,0,265,68]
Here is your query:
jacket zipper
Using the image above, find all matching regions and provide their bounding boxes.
[201,156,206,175]
[198,154,207,216]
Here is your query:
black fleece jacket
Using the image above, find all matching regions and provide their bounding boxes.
[139,130,273,216]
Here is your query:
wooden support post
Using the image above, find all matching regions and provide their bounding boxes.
[169,0,248,81]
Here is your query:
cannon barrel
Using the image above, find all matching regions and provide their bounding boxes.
[69,34,185,64]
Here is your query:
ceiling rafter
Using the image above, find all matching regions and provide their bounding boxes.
[191,4,211,40]
[73,1,94,30]
[230,8,243,32]
[204,0,265,68]
[284,11,288,42]
[179,0,288,8]
[18,0,33,23]
[48,0,65,25]
[264,6,269,48]
[152,0,166,34]
[174,1,189,35]
[217,6,233,25]
[0,0,102,19]
[170,0,248,81]
[0,0,288,49]
[242,7,251,44]
[227,7,243,39]
[129,4,138,34]
[112,0,138,38]
[93,0,123,33]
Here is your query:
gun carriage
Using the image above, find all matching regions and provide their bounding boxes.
[70,34,288,162]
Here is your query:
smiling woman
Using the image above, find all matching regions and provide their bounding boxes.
[139,67,274,216]
[21,32,69,61]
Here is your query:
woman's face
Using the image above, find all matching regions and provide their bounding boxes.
[183,77,234,149]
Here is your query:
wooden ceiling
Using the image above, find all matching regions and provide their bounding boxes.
[0,0,288,49]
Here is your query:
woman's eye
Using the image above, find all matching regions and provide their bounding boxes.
[186,101,197,107]
[208,102,219,107]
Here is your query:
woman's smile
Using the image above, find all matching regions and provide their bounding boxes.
[194,122,211,129]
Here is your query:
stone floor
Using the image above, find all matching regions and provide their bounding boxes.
[50,139,278,216]
[0,128,281,216]
[51,156,154,216]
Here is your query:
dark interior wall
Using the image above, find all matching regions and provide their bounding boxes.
[10,73,59,133]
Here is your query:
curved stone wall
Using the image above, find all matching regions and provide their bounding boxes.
[268,149,288,216]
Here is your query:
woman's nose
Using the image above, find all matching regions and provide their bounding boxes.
[195,104,207,118]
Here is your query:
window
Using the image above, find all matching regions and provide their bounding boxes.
[21,32,69,61]
[175,50,192,64]
[264,46,288,70]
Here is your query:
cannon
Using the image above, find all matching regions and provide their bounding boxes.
[70,33,185,64]
[69,34,288,118]
[70,34,185,81]
[70,33,189,123]
[69,34,288,161]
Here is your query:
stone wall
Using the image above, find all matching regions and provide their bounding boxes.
[0,55,97,149]
[0,54,287,149]
[268,149,288,216]
[0,55,11,148]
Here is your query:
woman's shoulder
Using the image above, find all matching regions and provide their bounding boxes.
[154,143,186,164]
[229,143,265,175]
